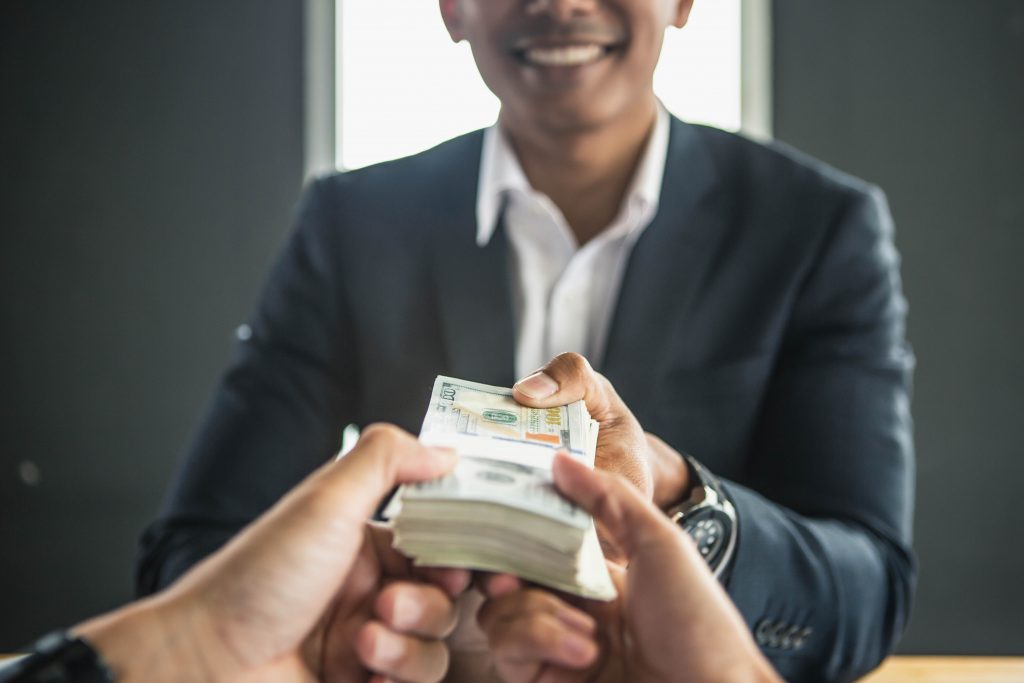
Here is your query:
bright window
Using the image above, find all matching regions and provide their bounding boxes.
[337,0,742,170]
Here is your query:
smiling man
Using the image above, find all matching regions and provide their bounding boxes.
[452,0,680,249]
[138,1,916,681]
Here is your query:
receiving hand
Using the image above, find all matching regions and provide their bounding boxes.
[477,453,780,683]
[76,424,469,683]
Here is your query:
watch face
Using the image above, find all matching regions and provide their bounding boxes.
[682,511,731,568]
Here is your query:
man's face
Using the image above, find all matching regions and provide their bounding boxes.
[441,0,693,132]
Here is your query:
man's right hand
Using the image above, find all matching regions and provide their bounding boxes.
[513,353,692,534]
[476,452,781,683]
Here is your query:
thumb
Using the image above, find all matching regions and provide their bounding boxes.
[512,352,616,416]
[552,452,676,560]
[317,423,458,520]
[164,424,456,667]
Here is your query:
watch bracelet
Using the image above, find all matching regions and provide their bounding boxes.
[674,454,738,582]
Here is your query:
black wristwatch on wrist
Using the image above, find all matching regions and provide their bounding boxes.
[665,455,738,581]
[0,632,114,683]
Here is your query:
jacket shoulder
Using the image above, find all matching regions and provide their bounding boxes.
[690,123,879,204]
[313,129,484,204]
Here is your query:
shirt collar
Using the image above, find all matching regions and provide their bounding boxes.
[476,102,671,247]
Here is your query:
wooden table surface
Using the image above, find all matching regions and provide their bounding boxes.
[860,657,1024,682]
[3,654,1024,680]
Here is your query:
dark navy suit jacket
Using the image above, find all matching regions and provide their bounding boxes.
[137,118,916,682]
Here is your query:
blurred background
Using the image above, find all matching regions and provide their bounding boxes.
[1,0,1022,656]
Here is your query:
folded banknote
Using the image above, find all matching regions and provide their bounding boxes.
[384,375,616,601]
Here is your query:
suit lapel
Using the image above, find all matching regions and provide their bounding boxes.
[430,136,516,387]
[427,120,720,396]
[602,119,722,423]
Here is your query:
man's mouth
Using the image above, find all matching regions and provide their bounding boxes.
[516,43,616,68]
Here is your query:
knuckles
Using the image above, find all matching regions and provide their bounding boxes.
[376,582,457,637]
[359,423,413,451]
[549,351,593,377]
[477,589,560,633]
[355,620,449,683]
[544,352,598,390]
[355,621,404,668]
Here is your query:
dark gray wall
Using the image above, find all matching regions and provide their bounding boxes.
[774,0,1024,655]
[0,1,305,649]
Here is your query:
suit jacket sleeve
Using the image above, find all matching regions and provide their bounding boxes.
[720,186,915,682]
[135,177,360,594]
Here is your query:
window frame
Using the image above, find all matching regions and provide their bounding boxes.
[303,0,772,177]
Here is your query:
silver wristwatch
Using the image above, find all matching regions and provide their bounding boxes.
[665,456,738,580]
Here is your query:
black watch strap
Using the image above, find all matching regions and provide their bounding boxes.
[0,632,115,683]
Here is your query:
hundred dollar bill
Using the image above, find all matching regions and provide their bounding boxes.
[402,454,590,530]
[386,375,615,601]
[420,376,592,459]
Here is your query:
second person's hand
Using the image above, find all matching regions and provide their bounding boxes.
[477,452,781,683]
[76,424,470,683]
[513,353,692,559]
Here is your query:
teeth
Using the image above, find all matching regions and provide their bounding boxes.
[524,44,604,67]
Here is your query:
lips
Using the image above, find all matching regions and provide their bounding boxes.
[520,43,612,67]
[507,21,626,70]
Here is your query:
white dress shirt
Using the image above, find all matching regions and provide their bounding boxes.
[475,105,671,379]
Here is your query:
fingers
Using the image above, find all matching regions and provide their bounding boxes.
[355,581,460,682]
[367,523,472,599]
[166,424,456,671]
[552,452,677,560]
[513,353,617,416]
[375,581,460,639]
[478,572,524,598]
[356,620,449,683]
[414,566,473,600]
[477,589,596,638]
[318,424,457,520]
[478,589,598,680]
[477,569,598,680]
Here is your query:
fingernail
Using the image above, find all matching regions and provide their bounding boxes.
[444,569,471,597]
[514,371,559,399]
[373,629,404,664]
[485,573,522,598]
[391,591,422,628]
[561,631,597,664]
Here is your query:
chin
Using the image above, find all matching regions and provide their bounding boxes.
[540,103,632,135]
[510,91,632,134]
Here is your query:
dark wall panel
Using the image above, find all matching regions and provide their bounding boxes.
[773,0,1024,654]
[0,1,305,648]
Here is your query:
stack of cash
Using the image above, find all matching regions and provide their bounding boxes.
[384,376,616,601]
